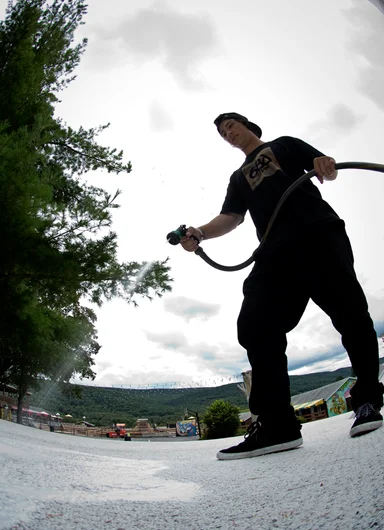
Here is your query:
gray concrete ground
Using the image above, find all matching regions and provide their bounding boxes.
[1,412,383,530]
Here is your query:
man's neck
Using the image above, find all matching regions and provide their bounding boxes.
[242,137,265,156]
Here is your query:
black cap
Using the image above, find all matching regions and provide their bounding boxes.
[214,112,262,139]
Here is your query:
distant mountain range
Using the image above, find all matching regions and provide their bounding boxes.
[29,357,384,428]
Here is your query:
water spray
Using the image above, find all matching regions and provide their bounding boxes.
[167,162,384,272]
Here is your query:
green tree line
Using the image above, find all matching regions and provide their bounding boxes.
[30,380,249,427]
[30,360,384,427]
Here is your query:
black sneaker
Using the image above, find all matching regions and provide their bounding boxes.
[216,420,303,460]
[350,404,383,438]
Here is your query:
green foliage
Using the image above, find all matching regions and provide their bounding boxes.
[202,399,241,440]
[289,365,357,395]
[0,0,172,421]
[29,381,248,427]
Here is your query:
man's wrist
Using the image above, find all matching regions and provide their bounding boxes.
[196,227,205,241]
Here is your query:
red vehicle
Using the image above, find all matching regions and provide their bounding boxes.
[106,423,130,439]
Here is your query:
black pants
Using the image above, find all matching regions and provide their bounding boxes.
[238,222,381,418]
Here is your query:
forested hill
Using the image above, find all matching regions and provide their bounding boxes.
[29,359,384,428]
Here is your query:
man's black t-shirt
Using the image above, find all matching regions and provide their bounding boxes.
[220,136,342,256]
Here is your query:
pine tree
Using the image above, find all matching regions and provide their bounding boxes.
[0,0,172,421]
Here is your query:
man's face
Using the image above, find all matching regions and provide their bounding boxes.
[219,119,251,148]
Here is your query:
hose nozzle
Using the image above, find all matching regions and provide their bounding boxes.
[166,224,187,245]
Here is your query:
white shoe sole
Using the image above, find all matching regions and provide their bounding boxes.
[216,436,303,461]
[350,419,382,438]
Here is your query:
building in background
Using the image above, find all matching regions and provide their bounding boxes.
[291,377,357,422]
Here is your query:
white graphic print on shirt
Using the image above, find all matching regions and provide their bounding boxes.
[241,147,281,191]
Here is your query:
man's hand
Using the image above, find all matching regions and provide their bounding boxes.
[180,226,203,252]
[313,156,338,184]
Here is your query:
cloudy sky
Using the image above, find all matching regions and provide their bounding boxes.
[2,0,384,388]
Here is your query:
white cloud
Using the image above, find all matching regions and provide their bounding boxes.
[163,296,220,321]
[90,1,221,90]
[343,0,384,110]
[142,326,247,372]
[144,330,188,350]
[304,103,364,147]
[368,0,384,14]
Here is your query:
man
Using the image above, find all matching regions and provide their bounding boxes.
[181,112,383,461]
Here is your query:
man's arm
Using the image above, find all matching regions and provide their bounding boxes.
[198,213,243,240]
[181,213,242,252]
[290,137,338,184]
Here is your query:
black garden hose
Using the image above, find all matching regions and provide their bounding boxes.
[194,162,384,272]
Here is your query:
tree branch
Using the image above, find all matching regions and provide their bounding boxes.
[48,140,111,166]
